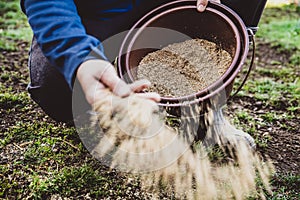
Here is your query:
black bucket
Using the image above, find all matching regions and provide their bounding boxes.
[118,0,252,109]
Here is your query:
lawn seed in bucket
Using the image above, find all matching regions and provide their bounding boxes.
[137,38,232,97]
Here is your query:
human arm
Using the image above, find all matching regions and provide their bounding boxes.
[22,0,105,88]
[22,0,160,105]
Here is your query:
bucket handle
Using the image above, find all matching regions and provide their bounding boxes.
[229,28,256,99]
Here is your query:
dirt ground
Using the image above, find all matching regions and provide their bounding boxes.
[0,38,299,198]
[228,40,299,175]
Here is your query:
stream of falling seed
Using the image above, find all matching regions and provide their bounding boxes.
[90,90,274,199]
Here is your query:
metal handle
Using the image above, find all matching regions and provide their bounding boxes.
[229,28,256,99]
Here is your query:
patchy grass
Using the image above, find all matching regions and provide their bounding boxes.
[228,3,300,199]
[257,19,300,50]
[242,78,299,108]
[0,0,32,50]
[267,173,300,199]
[256,4,300,65]
[0,0,299,199]
[0,2,152,199]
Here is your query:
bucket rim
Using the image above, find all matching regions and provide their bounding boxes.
[118,0,249,107]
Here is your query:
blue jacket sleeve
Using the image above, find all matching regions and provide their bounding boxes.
[23,0,107,88]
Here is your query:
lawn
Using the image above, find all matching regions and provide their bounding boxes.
[0,1,299,199]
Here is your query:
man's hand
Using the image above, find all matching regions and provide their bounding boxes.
[197,0,221,12]
[76,59,160,105]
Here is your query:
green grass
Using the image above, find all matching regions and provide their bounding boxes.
[0,0,299,199]
[0,0,145,194]
[267,173,300,199]
[0,0,32,50]
[257,19,300,50]
[256,4,300,48]
[232,4,300,199]
[27,164,114,199]
[243,78,299,105]
[256,4,300,64]
[246,172,300,200]
[232,75,299,146]
[256,67,295,81]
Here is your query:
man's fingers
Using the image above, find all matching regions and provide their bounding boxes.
[129,79,151,92]
[197,0,208,12]
[113,80,132,97]
[92,88,111,102]
[197,0,221,12]
[81,79,105,105]
[100,66,132,97]
[130,79,161,102]
[135,92,161,103]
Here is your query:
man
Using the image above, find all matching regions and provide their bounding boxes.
[21,1,266,148]
[21,0,222,122]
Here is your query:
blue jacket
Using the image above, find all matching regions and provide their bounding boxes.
[21,0,158,88]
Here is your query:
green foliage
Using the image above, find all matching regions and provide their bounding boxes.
[256,67,295,82]
[0,90,30,110]
[289,51,300,65]
[257,19,300,51]
[242,78,299,109]
[28,164,114,198]
[0,0,32,50]
[266,173,300,199]
[257,4,300,65]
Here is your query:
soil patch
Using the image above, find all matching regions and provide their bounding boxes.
[226,39,300,175]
